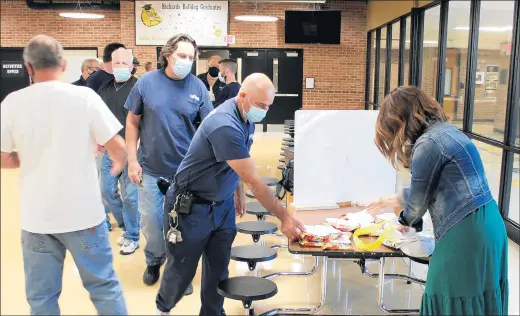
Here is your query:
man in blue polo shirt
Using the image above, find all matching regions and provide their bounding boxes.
[125,34,213,289]
[155,73,304,316]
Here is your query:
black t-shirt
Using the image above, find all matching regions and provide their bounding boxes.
[214,82,241,108]
[86,70,113,94]
[98,77,138,139]
[197,72,226,103]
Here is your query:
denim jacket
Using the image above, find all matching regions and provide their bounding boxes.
[398,121,494,241]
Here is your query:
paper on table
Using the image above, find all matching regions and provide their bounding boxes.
[326,218,360,232]
[343,210,375,226]
[304,224,341,237]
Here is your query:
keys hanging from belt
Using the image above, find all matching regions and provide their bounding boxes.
[166,195,183,244]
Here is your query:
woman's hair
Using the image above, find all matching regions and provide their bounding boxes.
[375,86,447,168]
[158,34,197,68]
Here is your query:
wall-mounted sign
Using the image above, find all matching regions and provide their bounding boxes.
[485,65,499,91]
[224,35,236,44]
[135,1,229,46]
[1,61,25,78]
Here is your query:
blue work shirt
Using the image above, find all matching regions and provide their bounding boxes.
[173,98,255,202]
[124,69,213,178]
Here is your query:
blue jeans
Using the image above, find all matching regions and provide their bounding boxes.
[21,222,127,315]
[100,152,140,241]
[139,173,166,265]
[96,153,112,225]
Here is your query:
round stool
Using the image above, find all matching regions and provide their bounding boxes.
[277,165,285,170]
[279,158,286,163]
[246,188,275,199]
[237,221,278,243]
[262,176,278,187]
[218,276,277,314]
[231,245,277,270]
[282,137,293,142]
[246,202,272,220]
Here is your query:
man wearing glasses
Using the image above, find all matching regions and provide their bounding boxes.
[72,58,99,86]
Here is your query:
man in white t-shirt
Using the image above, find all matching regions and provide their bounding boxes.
[0,35,128,315]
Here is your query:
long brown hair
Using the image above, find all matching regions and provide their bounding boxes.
[375,86,447,168]
[158,34,198,68]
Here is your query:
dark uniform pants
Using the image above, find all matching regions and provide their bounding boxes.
[156,190,236,315]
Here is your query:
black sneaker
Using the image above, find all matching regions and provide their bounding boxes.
[220,308,226,316]
[143,264,161,285]
[184,283,193,296]
[106,220,112,231]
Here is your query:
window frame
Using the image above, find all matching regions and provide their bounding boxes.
[364,0,520,244]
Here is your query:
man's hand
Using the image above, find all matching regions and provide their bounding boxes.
[234,191,247,217]
[280,216,305,241]
[366,194,402,216]
[128,160,143,184]
[110,157,124,177]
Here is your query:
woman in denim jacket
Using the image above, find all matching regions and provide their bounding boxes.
[367,86,508,316]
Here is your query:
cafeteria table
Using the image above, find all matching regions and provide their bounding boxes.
[260,207,427,316]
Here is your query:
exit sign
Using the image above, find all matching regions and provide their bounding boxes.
[224,35,236,44]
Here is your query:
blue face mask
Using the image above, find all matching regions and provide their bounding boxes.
[244,97,267,123]
[218,72,226,83]
[172,58,193,78]
[113,67,131,81]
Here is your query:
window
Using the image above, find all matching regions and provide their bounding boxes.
[421,5,440,98]
[404,16,411,85]
[390,22,400,90]
[509,154,520,224]
[442,1,471,129]
[378,27,387,103]
[369,33,376,109]
[62,49,97,84]
[472,1,515,141]
[473,139,503,201]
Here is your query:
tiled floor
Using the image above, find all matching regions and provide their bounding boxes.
[1,125,518,315]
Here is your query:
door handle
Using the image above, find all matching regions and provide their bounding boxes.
[275,93,299,97]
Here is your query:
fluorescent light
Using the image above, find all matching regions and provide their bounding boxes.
[234,15,279,22]
[454,26,513,32]
[59,12,105,19]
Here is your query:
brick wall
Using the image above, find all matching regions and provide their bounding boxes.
[0,1,367,110]
[0,1,120,58]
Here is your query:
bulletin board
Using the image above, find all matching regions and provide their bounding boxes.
[135,1,229,46]
[292,110,397,210]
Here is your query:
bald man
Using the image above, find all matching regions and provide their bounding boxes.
[72,58,99,86]
[98,47,140,255]
[155,73,304,316]
[197,55,226,104]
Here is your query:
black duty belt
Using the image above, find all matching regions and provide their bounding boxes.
[192,194,224,206]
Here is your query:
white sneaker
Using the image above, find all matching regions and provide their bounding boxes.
[156,309,170,315]
[117,234,125,246]
[119,239,139,255]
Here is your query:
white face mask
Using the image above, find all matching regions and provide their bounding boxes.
[218,71,226,82]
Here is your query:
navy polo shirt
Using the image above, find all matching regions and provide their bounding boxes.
[86,70,113,94]
[174,98,255,202]
[124,69,213,178]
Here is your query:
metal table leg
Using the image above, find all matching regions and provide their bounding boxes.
[376,257,420,314]
[263,256,318,280]
[359,258,425,285]
[260,257,328,315]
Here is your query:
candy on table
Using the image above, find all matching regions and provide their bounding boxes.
[299,239,324,247]
[322,241,351,250]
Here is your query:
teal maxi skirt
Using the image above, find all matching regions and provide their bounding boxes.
[420,200,509,316]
